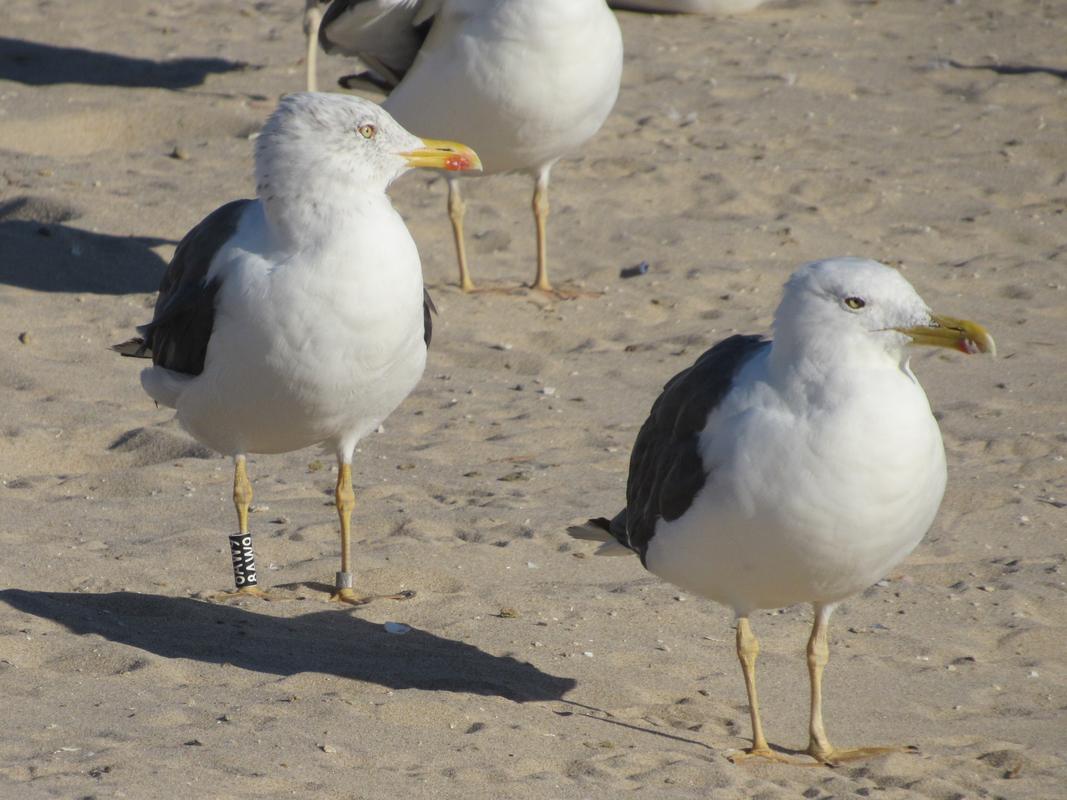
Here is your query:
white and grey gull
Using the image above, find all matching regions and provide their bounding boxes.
[312,0,624,294]
[570,258,995,764]
[114,92,481,603]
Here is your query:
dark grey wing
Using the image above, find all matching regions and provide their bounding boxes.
[422,287,436,347]
[620,334,769,564]
[114,199,252,376]
[319,0,435,88]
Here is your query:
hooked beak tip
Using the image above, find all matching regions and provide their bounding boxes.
[402,138,482,173]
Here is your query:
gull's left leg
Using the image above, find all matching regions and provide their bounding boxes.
[328,452,415,606]
[329,456,363,604]
[805,603,917,764]
[304,0,323,92]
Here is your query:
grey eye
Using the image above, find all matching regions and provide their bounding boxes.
[844,297,866,310]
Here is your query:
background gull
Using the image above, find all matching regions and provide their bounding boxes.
[571,258,995,764]
[114,93,480,604]
[303,0,330,92]
[315,0,624,295]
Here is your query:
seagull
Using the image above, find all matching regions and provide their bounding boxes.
[114,93,481,604]
[608,0,767,13]
[569,258,995,764]
[315,0,624,294]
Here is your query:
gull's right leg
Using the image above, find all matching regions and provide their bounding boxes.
[206,455,268,600]
[728,616,809,765]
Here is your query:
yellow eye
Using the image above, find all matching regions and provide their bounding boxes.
[358,124,376,139]
[844,297,866,310]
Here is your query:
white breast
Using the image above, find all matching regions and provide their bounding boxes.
[170,203,427,456]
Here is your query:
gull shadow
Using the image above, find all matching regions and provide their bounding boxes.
[0,37,246,89]
[947,60,1067,81]
[0,590,577,702]
[0,216,170,294]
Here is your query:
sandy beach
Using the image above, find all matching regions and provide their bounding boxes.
[1,0,1066,797]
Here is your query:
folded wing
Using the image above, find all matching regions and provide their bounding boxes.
[319,0,441,88]
[112,199,253,377]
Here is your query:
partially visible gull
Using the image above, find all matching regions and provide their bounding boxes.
[303,0,330,92]
[570,258,995,764]
[316,0,624,294]
[608,0,767,13]
[114,93,480,603]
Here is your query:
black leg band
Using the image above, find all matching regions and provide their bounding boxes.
[229,533,258,588]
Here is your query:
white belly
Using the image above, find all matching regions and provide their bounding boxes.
[178,311,425,456]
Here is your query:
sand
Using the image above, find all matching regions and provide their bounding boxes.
[1,0,1065,797]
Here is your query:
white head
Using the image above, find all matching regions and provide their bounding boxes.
[772,257,994,365]
[253,93,480,240]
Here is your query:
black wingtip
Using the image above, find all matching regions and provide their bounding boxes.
[111,337,150,358]
[566,519,616,543]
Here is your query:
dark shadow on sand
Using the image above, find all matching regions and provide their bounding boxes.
[0,589,577,702]
[0,37,245,89]
[0,216,170,294]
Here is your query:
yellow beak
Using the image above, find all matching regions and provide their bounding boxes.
[895,313,996,356]
[401,138,482,172]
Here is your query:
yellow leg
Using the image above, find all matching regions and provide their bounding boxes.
[329,462,366,605]
[738,618,771,754]
[729,617,811,765]
[321,458,415,606]
[234,455,252,536]
[528,169,598,299]
[804,606,916,764]
[231,456,268,597]
[531,171,552,293]
[448,179,476,293]
[304,0,322,92]
[204,456,268,601]
[807,607,834,761]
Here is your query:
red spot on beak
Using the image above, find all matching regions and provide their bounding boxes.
[444,154,472,171]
